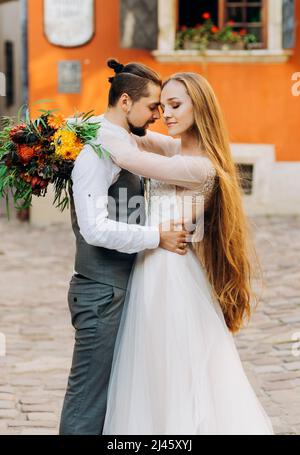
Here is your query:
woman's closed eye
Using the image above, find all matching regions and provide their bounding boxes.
[160,104,180,113]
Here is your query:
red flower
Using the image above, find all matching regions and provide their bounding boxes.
[9,124,26,143]
[211,26,219,33]
[239,29,247,36]
[227,20,235,26]
[181,25,188,31]
[31,176,41,188]
[17,145,36,164]
[202,12,211,20]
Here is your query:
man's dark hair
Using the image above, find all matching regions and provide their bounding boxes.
[107,59,162,107]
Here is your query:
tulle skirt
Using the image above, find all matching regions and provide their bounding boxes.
[102,246,274,435]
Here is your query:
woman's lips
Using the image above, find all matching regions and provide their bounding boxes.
[167,123,177,127]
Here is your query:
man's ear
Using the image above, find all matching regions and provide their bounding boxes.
[119,93,133,114]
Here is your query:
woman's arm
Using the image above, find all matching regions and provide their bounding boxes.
[133,130,181,157]
[100,134,215,188]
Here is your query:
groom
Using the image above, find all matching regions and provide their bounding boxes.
[59,60,189,435]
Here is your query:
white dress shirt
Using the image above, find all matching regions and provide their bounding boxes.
[71,115,160,254]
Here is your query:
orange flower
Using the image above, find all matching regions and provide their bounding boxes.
[211,26,219,33]
[202,12,211,20]
[17,145,36,164]
[47,114,66,130]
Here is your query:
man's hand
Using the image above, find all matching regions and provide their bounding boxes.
[158,219,192,255]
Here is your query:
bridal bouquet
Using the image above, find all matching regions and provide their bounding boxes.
[0,107,106,216]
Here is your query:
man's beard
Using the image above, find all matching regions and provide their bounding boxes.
[128,121,147,137]
[127,117,156,137]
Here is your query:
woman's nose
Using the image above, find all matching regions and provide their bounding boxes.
[163,109,171,120]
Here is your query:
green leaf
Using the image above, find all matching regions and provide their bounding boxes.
[34,99,54,104]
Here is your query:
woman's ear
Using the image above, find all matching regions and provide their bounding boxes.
[119,93,133,114]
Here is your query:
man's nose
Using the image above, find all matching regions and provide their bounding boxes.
[153,109,160,120]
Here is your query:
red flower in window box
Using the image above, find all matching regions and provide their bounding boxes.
[181,25,188,31]
[227,20,235,26]
[202,12,211,20]
[239,29,247,36]
[211,26,219,34]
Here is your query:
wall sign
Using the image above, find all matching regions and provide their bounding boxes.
[44,0,95,47]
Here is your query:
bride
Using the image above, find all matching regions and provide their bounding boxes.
[100,70,274,435]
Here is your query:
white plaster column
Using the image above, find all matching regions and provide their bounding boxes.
[157,0,176,51]
[268,0,283,50]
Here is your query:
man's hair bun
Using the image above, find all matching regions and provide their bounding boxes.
[107,59,125,74]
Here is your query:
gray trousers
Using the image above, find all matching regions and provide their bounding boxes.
[59,274,126,435]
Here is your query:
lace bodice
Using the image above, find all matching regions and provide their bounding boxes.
[146,169,216,241]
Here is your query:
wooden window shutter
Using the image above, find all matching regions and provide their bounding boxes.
[120,0,158,50]
[282,0,295,48]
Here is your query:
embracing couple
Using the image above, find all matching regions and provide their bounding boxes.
[59,59,273,435]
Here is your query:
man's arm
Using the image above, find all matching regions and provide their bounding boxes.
[72,145,160,254]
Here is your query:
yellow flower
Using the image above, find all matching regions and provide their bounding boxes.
[53,129,83,161]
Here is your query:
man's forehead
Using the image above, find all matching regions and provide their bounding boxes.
[148,98,160,105]
[147,88,161,104]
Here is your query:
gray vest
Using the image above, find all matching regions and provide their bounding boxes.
[70,169,146,290]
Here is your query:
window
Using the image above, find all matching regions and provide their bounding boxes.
[178,0,267,48]
[4,41,14,108]
[120,0,295,63]
[236,163,254,195]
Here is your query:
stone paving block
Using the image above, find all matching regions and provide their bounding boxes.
[20,428,58,435]
[27,412,57,422]
[0,400,17,410]
[6,419,57,428]
[0,409,19,419]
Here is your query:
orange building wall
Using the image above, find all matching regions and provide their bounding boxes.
[28,0,300,161]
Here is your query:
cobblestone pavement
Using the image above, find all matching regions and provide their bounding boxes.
[0,216,299,435]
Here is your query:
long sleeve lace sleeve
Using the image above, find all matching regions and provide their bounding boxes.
[134,131,181,157]
[100,134,216,190]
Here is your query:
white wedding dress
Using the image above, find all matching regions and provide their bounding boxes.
[100,131,274,435]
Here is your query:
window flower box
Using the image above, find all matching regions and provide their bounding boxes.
[176,13,257,53]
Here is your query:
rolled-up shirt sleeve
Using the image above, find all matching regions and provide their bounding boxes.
[71,145,160,254]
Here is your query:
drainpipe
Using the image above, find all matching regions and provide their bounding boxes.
[19,0,30,221]
[20,0,28,108]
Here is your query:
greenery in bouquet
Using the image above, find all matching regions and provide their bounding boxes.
[0,105,106,216]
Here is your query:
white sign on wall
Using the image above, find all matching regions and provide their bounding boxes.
[44,0,95,47]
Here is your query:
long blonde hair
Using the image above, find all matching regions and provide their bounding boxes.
[162,72,261,333]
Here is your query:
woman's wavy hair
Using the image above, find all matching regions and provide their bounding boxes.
[162,72,262,333]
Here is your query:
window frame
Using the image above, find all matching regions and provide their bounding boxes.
[220,0,268,48]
